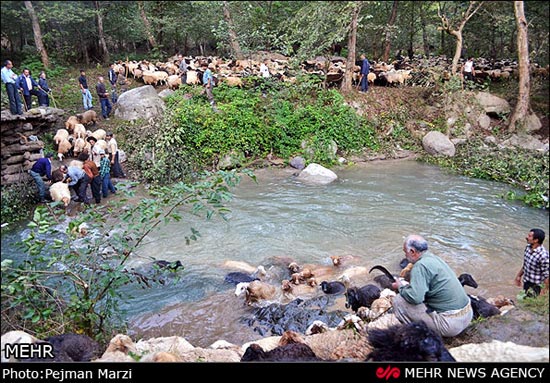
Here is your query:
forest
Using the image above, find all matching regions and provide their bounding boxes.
[1,1,548,70]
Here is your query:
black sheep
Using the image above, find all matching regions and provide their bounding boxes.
[366,322,456,362]
[241,343,321,362]
[345,284,381,312]
[44,334,101,362]
[458,273,500,319]
[153,260,183,271]
[224,272,259,285]
[320,280,346,295]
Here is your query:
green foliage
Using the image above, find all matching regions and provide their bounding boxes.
[123,81,378,183]
[1,170,250,340]
[420,139,549,209]
[516,289,550,316]
[1,180,37,225]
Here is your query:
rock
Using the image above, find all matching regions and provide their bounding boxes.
[422,131,456,157]
[500,134,547,152]
[477,114,491,130]
[134,336,194,356]
[289,156,306,170]
[158,89,175,100]
[475,92,511,115]
[218,150,244,170]
[296,163,338,185]
[114,85,166,121]
[523,113,542,133]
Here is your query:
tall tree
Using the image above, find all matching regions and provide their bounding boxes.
[138,1,156,48]
[24,1,49,68]
[342,2,363,92]
[438,1,484,74]
[94,1,109,64]
[508,1,532,132]
[223,1,244,59]
[382,0,399,63]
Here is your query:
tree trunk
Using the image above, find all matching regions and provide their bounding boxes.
[223,1,244,60]
[508,1,531,132]
[420,4,430,56]
[438,1,484,74]
[138,1,156,48]
[382,0,399,63]
[341,2,362,92]
[24,1,49,68]
[94,1,109,64]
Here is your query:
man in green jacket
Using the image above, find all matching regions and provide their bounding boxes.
[391,234,473,337]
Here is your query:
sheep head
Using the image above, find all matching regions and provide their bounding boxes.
[235,282,249,297]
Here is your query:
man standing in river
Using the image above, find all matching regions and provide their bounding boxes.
[515,228,549,297]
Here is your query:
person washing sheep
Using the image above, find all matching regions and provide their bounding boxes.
[78,69,93,111]
[390,234,473,338]
[96,76,112,120]
[29,152,53,203]
[515,229,549,297]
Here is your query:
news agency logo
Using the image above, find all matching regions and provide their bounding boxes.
[376,365,401,380]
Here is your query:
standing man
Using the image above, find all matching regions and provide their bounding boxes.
[178,54,188,87]
[202,62,217,111]
[515,229,549,297]
[259,59,270,97]
[391,234,473,338]
[67,164,91,205]
[37,71,50,107]
[18,68,41,110]
[108,63,118,104]
[105,132,125,178]
[462,57,475,84]
[1,60,23,115]
[78,69,93,111]
[359,54,370,93]
[29,152,53,203]
[96,76,112,120]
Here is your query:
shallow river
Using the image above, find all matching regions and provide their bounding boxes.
[2,160,548,347]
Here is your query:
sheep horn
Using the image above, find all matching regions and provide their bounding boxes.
[369,265,396,282]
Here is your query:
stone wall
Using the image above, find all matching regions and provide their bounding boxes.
[1,107,65,185]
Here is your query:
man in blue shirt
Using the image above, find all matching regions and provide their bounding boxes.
[67,165,91,204]
[78,69,93,111]
[201,63,218,111]
[1,60,23,115]
[29,152,53,203]
[359,54,370,92]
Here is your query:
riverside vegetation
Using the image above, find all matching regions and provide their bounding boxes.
[1,65,548,345]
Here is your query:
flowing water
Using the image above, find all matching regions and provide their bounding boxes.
[2,160,548,348]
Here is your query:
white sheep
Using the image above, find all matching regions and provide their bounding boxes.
[54,128,70,145]
[449,340,549,362]
[94,139,109,152]
[65,115,79,133]
[91,129,106,141]
[73,123,87,139]
[1,331,40,362]
[73,137,90,158]
[57,138,73,161]
[235,280,277,305]
[167,75,181,90]
[49,181,71,206]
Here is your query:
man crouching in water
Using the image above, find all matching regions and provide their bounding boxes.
[391,234,473,337]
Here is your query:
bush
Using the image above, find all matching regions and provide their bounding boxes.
[127,82,379,184]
